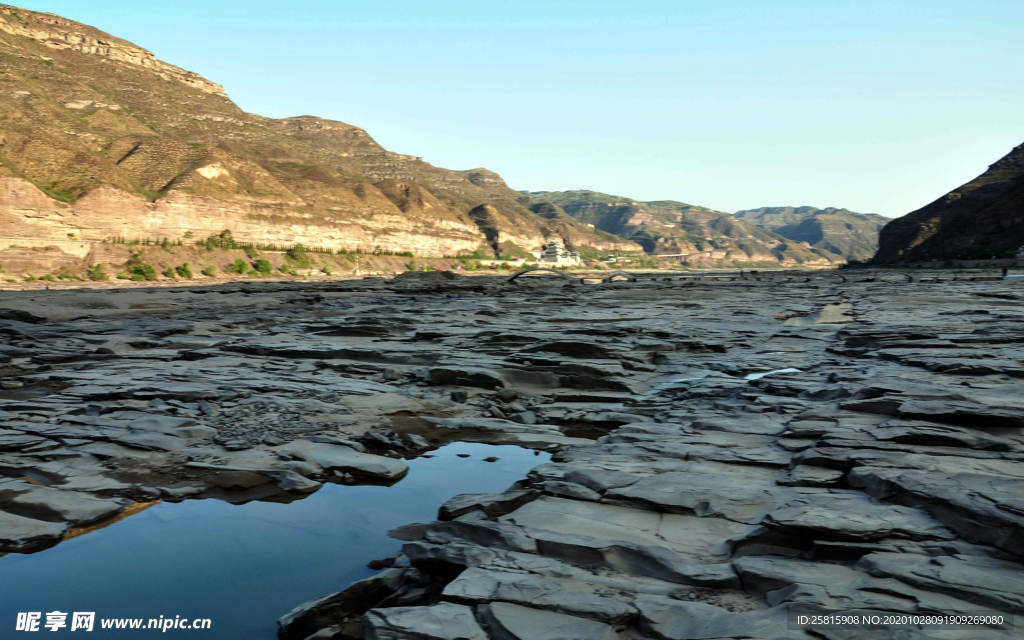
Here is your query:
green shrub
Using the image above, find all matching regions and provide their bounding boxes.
[286,244,310,268]
[406,261,416,271]
[226,259,248,274]
[176,263,193,278]
[88,264,107,281]
[23,274,35,281]
[39,274,55,281]
[202,265,217,277]
[116,272,129,280]
[244,246,259,259]
[320,266,332,275]
[164,266,177,278]
[254,258,272,274]
[246,269,259,277]
[129,264,159,281]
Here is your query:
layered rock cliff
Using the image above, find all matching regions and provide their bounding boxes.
[874,142,1024,262]
[0,4,638,267]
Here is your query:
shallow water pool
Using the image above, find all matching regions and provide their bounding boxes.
[0,442,549,638]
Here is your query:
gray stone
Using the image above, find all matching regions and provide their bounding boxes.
[856,553,1024,614]
[494,388,520,402]
[606,471,791,523]
[542,481,601,501]
[0,509,69,552]
[425,520,538,553]
[279,440,409,481]
[512,410,538,425]
[778,465,844,487]
[732,555,999,615]
[848,467,1024,556]
[442,567,635,623]
[0,479,126,525]
[363,602,488,640]
[439,490,538,520]
[502,496,750,562]
[489,406,508,420]
[563,467,640,493]
[185,462,321,493]
[479,602,619,640]
[401,433,430,449]
[427,367,506,390]
[278,568,406,640]
[635,597,806,640]
[763,492,954,541]
[402,540,501,569]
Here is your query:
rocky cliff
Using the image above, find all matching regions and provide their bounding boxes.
[527,190,840,266]
[0,4,638,270]
[734,206,888,263]
[874,141,1024,263]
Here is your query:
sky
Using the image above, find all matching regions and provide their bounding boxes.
[17,0,1024,216]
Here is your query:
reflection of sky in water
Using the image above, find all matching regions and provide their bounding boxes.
[0,443,549,639]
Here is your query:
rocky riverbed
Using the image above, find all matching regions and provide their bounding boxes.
[2,271,1023,639]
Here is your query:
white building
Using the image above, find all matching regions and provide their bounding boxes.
[538,237,581,266]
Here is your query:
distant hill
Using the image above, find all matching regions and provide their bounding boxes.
[526,190,840,266]
[0,4,637,262]
[874,142,1024,263]
[734,206,889,262]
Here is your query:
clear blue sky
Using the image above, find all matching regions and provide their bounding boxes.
[18,0,1024,216]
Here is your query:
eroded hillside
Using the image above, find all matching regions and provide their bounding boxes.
[527,190,841,266]
[734,206,888,263]
[0,4,638,262]
[874,142,1024,263]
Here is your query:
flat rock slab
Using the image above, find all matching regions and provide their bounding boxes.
[439,490,539,520]
[500,495,755,562]
[848,467,1024,556]
[279,440,409,480]
[363,602,488,640]
[605,471,793,523]
[762,491,954,541]
[185,462,321,493]
[442,567,635,624]
[479,602,619,640]
[856,552,1024,614]
[636,597,811,640]
[0,479,126,525]
[732,555,994,615]
[0,509,69,552]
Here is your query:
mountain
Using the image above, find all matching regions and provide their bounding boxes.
[0,4,637,260]
[733,206,888,262]
[526,190,840,266]
[874,142,1024,263]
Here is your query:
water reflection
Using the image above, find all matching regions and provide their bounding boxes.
[0,442,549,639]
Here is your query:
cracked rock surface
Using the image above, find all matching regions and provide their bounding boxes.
[261,273,1022,640]
[2,272,1023,639]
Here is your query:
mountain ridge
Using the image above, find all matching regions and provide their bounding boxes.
[874,142,1024,262]
[734,206,889,262]
[526,190,843,266]
[0,3,638,260]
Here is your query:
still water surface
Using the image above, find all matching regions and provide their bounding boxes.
[0,442,549,638]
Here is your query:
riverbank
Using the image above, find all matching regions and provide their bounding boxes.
[1,272,1021,639]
